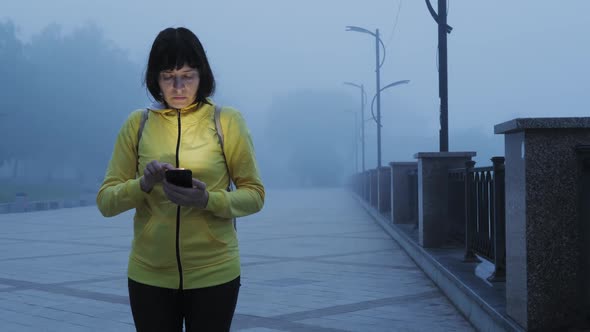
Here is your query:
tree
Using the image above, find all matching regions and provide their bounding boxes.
[261,89,356,188]
[2,22,145,182]
[0,21,33,173]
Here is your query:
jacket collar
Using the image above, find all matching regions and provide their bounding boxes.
[147,101,200,115]
[147,98,215,115]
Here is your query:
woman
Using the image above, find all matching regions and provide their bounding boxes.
[96,27,265,331]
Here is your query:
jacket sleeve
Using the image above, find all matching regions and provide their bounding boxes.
[204,108,265,218]
[96,111,148,217]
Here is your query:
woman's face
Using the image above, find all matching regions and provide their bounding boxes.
[158,64,200,109]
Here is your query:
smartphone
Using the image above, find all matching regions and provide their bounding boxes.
[165,169,193,188]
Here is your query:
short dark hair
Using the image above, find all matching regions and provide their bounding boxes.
[145,27,215,107]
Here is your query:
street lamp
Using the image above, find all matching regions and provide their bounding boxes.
[346,25,386,167]
[369,80,411,124]
[343,82,367,172]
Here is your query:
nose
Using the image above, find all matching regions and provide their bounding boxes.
[173,76,184,89]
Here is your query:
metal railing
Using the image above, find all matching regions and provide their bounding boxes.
[449,157,506,282]
[378,167,391,215]
[353,166,418,225]
[370,170,378,208]
[0,197,94,214]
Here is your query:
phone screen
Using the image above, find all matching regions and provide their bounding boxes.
[165,169,193,188]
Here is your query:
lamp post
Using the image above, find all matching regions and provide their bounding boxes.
[425,0,453,152]
[343,82,367,172]
[342,109,359,174]
[369,80,411,121]
[346,25,386,167]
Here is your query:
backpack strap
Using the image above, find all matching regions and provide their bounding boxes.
[137,109,149,153]
[136,109,149,174]
[214,106,224,150]
[214,105,237,230]
[214,105,234,191]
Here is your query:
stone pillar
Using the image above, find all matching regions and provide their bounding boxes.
[495,118,590,331]
[355,173,362,197]
[577,145,590,319]
[363,172,370,202]
[414,152,476,248]
[390,162,418,224]
[378,167,391,216]
[13,193,28,213]
[370,169,378,208]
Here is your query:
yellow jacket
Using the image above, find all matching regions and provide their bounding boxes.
[96,101,264,289]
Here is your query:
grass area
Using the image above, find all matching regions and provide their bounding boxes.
[0,181,94,203]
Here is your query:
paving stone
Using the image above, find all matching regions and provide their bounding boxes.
[0,188,473,331]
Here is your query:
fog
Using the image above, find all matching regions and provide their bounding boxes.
[1,1,589,195]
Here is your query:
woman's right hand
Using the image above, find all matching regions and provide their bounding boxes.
[140,160,174,193]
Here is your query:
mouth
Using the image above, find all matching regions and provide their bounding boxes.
[172,97,186,100]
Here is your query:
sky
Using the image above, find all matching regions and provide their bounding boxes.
[3,0,590,169]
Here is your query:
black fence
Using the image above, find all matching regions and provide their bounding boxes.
[352,165,419,225]
[378,167,391,215]
[352,157,505,282]
[449,157,506,282]
[0,198,93,214]
[370,170,378,208]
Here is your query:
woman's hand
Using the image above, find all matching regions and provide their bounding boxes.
[163,178,209,208]
[140,160,174,193]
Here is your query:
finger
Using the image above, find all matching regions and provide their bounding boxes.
[146,164,157,175]
[161,163,175,171]
[192,178,206,190]
[162,185,181,204]
[163,179,182,194]
[165,181,205,205]
[162,180,179,195]
[163,182,190,204]
[146,166,157,178]
[147,160,162,174]
[155,166,167,177]
[164,179,193,195]
[150,168,163,181]
[153,162,165,173]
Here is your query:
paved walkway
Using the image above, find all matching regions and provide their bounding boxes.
[0,188,474,331]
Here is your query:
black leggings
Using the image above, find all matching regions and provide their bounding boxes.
[128,276,240,332]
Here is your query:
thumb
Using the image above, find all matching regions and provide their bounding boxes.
[161,163,175,171]
[192,178,207,190]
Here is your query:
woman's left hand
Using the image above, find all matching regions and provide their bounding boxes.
[163,178,209,208]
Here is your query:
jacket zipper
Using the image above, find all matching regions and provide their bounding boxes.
[175,110,183,290]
